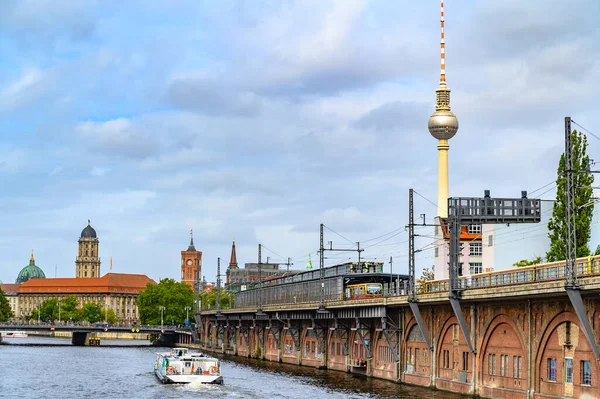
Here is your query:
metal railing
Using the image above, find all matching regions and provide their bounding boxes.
[421,256,600,293]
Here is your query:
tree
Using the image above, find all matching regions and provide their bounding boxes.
[595,245,600,256]
[137,278,193,325]
[53,295,82,323]
[81,302,104,323]
[416,267,435,293]
[199,289,234,310]
[546,130,595,262]
[0,289,13,321]
[513,257,543,267]
[105,309,117,324]
[32,298,59,322]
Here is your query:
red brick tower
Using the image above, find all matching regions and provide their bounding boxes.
[181,230,202,290]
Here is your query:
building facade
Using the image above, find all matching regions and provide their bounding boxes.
[0,221,156,323]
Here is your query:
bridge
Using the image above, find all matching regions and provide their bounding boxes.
[0,324,194,347]
[195,256,600,399]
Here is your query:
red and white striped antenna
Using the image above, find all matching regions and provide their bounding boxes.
[440,1,446,84]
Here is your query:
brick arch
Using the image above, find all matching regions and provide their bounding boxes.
[435,315,458,378]
[534,310,583,393]
[435,315,458,355]
[477,314,527,392]
[404,319,430,380]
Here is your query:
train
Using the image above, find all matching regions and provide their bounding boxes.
[421,254,600,293]
[233,261,409,308]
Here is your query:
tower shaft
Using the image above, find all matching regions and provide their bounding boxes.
[437,139,449,218]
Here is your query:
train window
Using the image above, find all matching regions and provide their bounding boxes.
[366,284,382,295]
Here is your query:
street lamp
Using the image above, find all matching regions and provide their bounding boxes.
[104,303,109,323]
[184,306,191,324]
[58,301,62,325]
[159,306,165,329]
[37,303,41,324]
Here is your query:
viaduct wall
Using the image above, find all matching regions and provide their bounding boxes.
[196,278,600,399]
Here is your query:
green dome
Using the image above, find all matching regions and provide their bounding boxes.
[16,252,46,284]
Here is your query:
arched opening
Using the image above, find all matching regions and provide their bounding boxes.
[478,316,527,396]
[405,323,429,376]
[436,317,472,388]
[536,312,598,398]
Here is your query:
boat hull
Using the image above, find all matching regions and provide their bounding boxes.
[155,369,223,384]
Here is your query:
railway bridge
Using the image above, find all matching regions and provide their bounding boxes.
[195,260,600,399]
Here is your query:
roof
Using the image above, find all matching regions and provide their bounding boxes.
[0,284,19,294]
[81,220,97,238]
[17,273,156,294]
[16,256,46,284]
[229,240,238,269]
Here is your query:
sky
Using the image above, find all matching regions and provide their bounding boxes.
[0,0,599,285]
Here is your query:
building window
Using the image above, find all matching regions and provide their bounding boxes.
[443,350,450,368]
[513,356,522,378]
[581,360,592,385]
[488,234,494,247]
[488,354,496,375]
[467,224,481,234]
[470,263,483,275]
[462,351,469,371]
[469,242,482,256]
[415,348,419,367]
[435,247,439,258]
[500,354,510,377]
[548,358,557,382]
[565,358,573,383]
[423,348,428,364]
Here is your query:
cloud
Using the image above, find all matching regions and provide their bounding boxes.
[0,0,97,45]
[76,118,155,159]
[0,69,49,111]
[165,77,262,117]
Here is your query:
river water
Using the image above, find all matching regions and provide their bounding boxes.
[0,337,465,399]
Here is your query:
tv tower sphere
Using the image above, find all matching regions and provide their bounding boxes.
[428,107,458,141]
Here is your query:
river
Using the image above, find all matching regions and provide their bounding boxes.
[0,337,466,399]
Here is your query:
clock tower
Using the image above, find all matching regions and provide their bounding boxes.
[181,231,202,291]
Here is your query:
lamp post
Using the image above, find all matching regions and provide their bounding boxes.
[104,303,109,323]
[58,301,62,325]
[37,303,41,324]
[184,306,191,323]
[159,306,165,329]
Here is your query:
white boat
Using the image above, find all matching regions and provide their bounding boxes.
[0,331,28,338]
[154,347,223,384]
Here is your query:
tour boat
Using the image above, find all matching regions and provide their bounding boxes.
[0,331,28,338]
[154,348,223,384]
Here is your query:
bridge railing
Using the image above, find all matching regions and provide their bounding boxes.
[422,256,600,293]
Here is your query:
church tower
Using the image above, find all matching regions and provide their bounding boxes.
[226,239,238,284]
[181,230,202,290]
[76,220,101,278]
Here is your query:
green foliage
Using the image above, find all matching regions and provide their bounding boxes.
[595,245,600,256]
[513,257,543,267]
[416,267,435,293]
[0,289,13,321]
[105,308,117,324]
[81,302,104,323]
[137,278,193,325]
[199,289,234,310]
[53,295,82,322]
[546,130,595,262]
